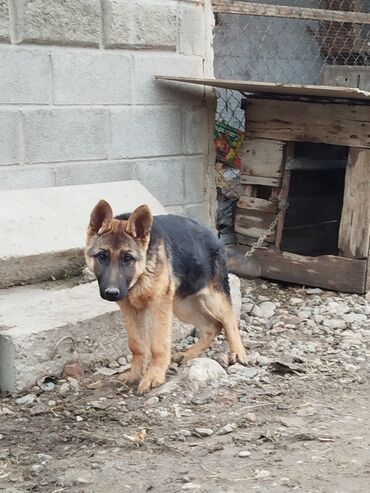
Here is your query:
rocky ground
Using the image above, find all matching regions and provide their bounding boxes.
[1,279,370,493]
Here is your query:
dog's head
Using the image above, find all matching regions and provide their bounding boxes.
[85,200,153,302]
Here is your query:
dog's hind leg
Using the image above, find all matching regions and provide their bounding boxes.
[172,295,222,363]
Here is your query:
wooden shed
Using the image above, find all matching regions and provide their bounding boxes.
[158,76,370,294]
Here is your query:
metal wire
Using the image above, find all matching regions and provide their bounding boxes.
[213,0,370,203]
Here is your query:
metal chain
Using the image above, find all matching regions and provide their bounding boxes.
[244,199,288,258]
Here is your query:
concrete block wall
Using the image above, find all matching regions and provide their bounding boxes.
[0,0,216,225]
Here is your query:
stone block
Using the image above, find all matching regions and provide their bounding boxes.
[133,54,203,104]
[52,51,132,104]
[0,165,55,190]
[184,156,205,203]
[110,106,183,159]
[136,158,185,206]
[184,202,210,226]
[24,108,109,163]
[0,112,21,165]
[184,106,209,155]
[54,160,135,186]
[0,48,51,104]
[19,0,100,46]
[0,0,9,41]
[103,0,176,49]
[0,280,195,392]
[178,3,205,56]
[0,180,166,287]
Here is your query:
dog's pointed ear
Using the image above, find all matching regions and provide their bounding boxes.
[126,204,153,241]
[88,199,113,236]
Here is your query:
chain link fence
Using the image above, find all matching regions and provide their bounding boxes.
[213,0,370,241]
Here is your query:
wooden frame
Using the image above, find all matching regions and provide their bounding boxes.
[212,1,370,25]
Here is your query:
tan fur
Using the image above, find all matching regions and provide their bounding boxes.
[85,201,248,394]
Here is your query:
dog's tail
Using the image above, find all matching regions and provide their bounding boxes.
[225,245,261,279]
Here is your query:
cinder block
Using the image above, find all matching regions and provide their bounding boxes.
[0,112,21,165]
[54,160,135,186]
[184,202,211,226]
[19,0,100,46]
[165,205,186,216]
[52,52,132,105]
[24,108,109,163]
[111,107,183,159]
[0,48,51,104]
[133,54,204,104]
[0,165,55,190]
[184,156,205,203]
[178,3,205,56]
[136,158,185,206]
[184,106,209,154]
[103,0,176,49]
[0,0,9,41]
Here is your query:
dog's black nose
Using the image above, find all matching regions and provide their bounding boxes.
[104,288,120,300]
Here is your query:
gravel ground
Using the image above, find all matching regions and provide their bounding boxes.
[0,278,369,493]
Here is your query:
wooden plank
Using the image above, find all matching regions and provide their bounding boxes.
[241,138,285,178]
[275,166,291,250]
[211,1,370,25]
[241,175,282,187]
[338,148,370,258]
[156,76,370,102]
[237,196,277,213]
[251,248,367,294]
[235,208,276,241]
[245,98,370,148]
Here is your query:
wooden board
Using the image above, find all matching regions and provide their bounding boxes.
[155,76,370,102]
[241,138,285,178]
[241,175,282,187]
[235,208,276,241]
[245,98,370,148]
[237,196,277,213]
[212,1,370,25]
[338,148,370,258]
[250,248,367,294]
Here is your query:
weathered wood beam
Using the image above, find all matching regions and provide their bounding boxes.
[212,1,370,25]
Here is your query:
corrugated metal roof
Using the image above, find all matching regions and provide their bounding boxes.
[155,76,370,102]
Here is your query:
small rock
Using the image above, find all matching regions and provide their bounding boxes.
[15,394,37,406]
[59,382,70,396]
[306,288,322,294]
[255,469,271,479]
[322,319,346,330]
[238,450,251,457]
[245,412,257,423]
[86,380,104,390]
[146,396,159,406]
[37,453,53,463]
[184,358,227,387]
[182,484,202,491]
[217,423,237,435]
[67,377,80,392]
[0,449,9,459]
[193,427,214,437]
[290,297,304,305]
[95,367,120,377]
[75,416,83,422]
[117,356,127,365]
[63,362,83,380]
[108,361,120,369]
[30,403,49,415]
[251,305,264,317]
[258,301,276,318]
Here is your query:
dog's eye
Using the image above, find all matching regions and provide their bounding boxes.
[96,251,107,263]
[123,254,134,264]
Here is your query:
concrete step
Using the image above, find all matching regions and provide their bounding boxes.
[0,279,193,393]
[0,180,166,288]
[0,274,241,393]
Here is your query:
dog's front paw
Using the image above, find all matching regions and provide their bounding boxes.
[229,347,249,366]
[137,368,166,394]
[118,368,141,385]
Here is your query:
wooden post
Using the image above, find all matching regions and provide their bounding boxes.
[338,148,370,259]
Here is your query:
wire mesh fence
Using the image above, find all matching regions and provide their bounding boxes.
[212,0,370,241]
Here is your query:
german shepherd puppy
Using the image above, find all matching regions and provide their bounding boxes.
[85,200,248,394]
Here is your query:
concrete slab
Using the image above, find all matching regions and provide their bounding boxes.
[0,180,166,288]
[0,274,241,393]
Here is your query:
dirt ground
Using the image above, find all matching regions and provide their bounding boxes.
[1,279,369,493]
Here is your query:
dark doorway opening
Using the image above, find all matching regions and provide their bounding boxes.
[281,143,347,257]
